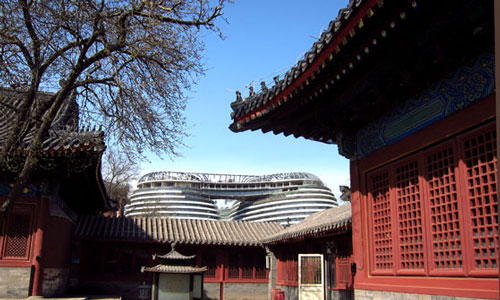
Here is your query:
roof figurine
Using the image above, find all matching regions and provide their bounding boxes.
[249,86,256,97]
[260,81,267,92]
[273,76,280,86]
[228,0,495,159]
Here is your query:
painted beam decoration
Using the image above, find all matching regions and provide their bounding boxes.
[356,53,495,157]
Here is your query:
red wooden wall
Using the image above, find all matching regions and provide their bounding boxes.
[351,95,498,299]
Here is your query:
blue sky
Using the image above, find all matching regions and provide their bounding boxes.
[141,0,350,198]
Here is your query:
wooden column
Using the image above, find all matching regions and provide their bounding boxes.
[494,0,500,286]
[31,197,48,296]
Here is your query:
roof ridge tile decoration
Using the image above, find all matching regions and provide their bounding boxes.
[229,0,375,131]
[0,87,105,155]
[263,203,352,244]
[75,215,284,247]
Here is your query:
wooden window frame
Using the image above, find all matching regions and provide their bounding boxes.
[276,249,298,286]
[366,122,498,278]
[334,255,353,290]
[0,204,35,262]
[224,250,269,283]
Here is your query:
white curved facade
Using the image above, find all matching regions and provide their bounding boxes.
[125,171,338,224]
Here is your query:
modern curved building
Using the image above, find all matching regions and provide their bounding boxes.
[125,171,338,225]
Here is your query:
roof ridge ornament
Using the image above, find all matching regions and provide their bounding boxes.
[249,86,255,97]
[273,76,280,85]
[260,81,267,92]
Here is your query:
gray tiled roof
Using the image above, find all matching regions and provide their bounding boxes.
[75,215,284,246]
[154,243,196,260]
[263,203,352,244]
[141,264,207,274]
[155,250,196,260]
[229,0,364,124]
[0,87,104,154]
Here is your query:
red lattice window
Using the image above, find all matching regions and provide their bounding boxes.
[277,250,298,285]
[369,171,393,272]
[425,145,464,274]
[3,212,32,259]
[459,125,498,274]
[277,254,286,283]
[300,255,322,284]
[287,254,298,283]
[226,250,268,281]
[336,255,353,289]
[395,160,425,273]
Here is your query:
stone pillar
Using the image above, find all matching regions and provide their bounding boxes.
[266,246,277,300]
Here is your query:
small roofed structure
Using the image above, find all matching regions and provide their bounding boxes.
[142,242,207,300]
[264,203,351,244]
[72,216,284,300]
[263,204,353,300]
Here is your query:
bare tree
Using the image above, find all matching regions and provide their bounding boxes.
[0,0,228,214]
[102,148,139,216]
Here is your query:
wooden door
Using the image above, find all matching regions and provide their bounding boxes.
[299,254,324,300]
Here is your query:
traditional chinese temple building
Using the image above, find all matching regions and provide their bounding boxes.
[0,88,109,297]
[72,215,283,300]
[264,204,352,300]
[229,0,498,299]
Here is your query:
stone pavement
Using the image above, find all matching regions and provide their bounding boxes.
[0,297,121,300]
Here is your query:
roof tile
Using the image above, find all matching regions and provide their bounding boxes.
[75,216,284,246]
[0,87,105,155]
[229,0,369,127]
[263,203,352,244]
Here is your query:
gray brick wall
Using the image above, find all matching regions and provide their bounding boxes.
[277,285,298,300]
[203,282,220,300]
[42,268,69,297]
[330,289,353,300]
[0,267,31,298]
[223,282,267,300]
[355,289,481,300]
[277,285,353,300]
